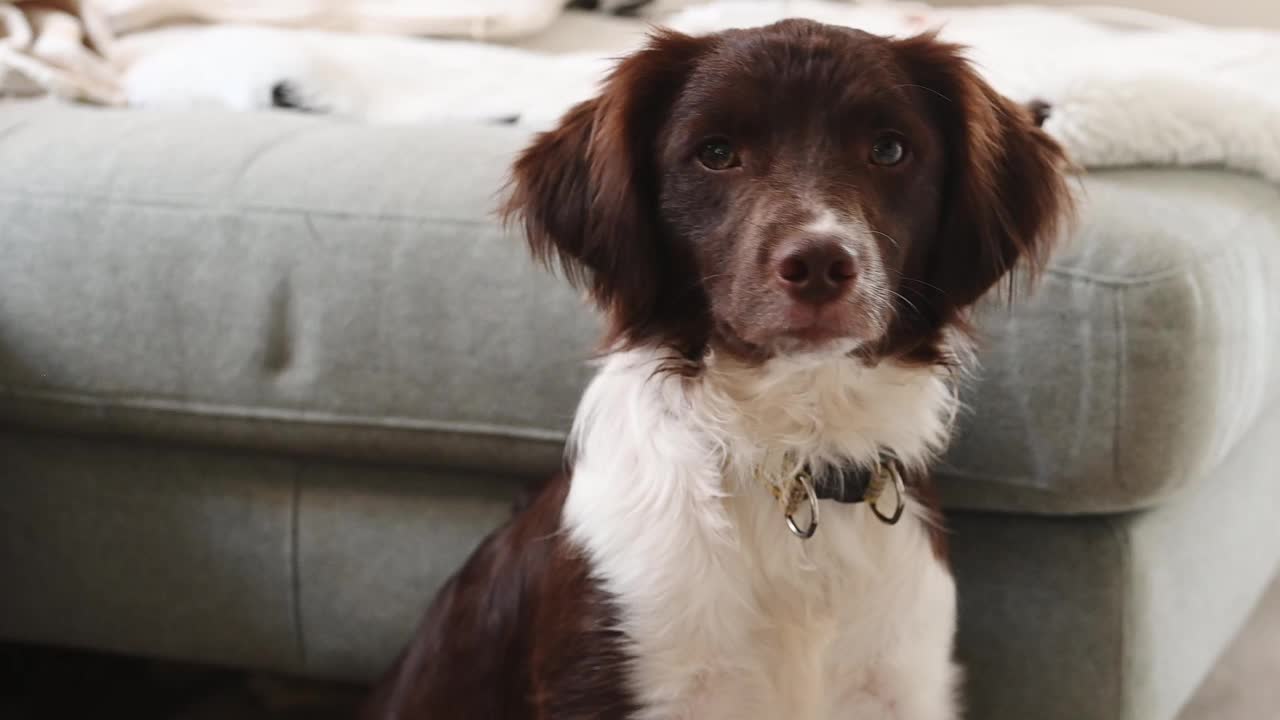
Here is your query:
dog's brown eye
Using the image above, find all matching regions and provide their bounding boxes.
[697,139,740,171]
[870,135,907,166]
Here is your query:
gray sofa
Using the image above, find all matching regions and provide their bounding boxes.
[1,101,1278,720]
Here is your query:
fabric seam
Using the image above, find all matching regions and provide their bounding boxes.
[0,385,570,444]
[1114,283,1128,491]
[0,188,496,227]
[290,463,307,669]
[1042,195,1279,287]
[1101,514,1134,720]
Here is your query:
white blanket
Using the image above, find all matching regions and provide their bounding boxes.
[98,0,569,40]
[0,0,121,103]
[115,1,1280,183]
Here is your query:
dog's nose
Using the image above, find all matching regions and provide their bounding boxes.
[775,237,857,304]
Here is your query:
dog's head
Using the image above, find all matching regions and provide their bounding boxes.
[505,20,1070,364]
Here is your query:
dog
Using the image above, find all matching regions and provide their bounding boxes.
[364,18,1069,720]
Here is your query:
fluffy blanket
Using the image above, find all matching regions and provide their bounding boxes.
[17,1,1280,183]
[95,0,698,37]
[114,1,1280,183]
[0,0,679,104]
[0,0,120,103]
[97,0,569,40]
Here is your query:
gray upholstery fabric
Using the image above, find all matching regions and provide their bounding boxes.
[0,431,299,668]
[0,429,514,673]
[3,411,1277,720]
[295,465,515,675]
[2,103,1278,514]
[0,103,594,476]
[944,171,1280,513]
[953,402,1280,720]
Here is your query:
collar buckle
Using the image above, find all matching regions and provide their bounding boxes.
[867,457,907,526]
[771,453,907,540]
[784,471,820,540]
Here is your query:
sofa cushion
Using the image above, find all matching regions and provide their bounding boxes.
[939,169,1280,513]
[1,103,1277,513]
[0,103,596,477]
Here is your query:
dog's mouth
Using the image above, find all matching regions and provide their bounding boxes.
[780,301,862,339]
[714,302,884,360]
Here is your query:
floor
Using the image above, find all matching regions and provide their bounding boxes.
[1177,568,1280,719]
[4,572,1278,719]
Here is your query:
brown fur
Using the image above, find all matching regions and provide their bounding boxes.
[368,20,1069,720]
[505,22,1068,366]
[361,473,636,720]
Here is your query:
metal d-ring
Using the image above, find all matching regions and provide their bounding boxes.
[785,472,820,539]
[870,460,907,526]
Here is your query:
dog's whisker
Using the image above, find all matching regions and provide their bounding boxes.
[890,83,952,103]
[892,273,948,295]
[869,229,901,249]
[890,289,922,317]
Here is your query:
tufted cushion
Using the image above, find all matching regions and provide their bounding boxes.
[2,103,1276,513]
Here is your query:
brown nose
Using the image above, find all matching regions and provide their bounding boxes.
[775,237,857,305]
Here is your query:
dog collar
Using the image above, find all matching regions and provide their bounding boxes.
[764,452,907,540]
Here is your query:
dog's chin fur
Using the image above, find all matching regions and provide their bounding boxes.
[710,327,874,366]
[565,343,960,719]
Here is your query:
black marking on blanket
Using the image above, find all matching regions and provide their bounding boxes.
[567,0,655,16]
[271,81,324,113]
[493,114,521,125]
[1028,99,1052,127]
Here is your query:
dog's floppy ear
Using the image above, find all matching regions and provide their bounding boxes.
[503,30,710,350]
[893,34,1072,309]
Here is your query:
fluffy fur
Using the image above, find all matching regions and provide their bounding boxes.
[566,347,960,718]
[364,19,1069,720]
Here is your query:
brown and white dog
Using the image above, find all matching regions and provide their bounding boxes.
[365,19,1069,720]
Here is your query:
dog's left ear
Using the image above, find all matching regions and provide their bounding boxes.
[894,34,1072,309]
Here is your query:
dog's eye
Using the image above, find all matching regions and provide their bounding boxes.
[697,139,740,171]
[870,135,907,167]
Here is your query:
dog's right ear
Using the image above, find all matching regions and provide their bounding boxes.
[503,30,709,348]
[891,33,1072,311]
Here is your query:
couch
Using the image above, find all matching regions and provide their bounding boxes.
[1,100,1278,720]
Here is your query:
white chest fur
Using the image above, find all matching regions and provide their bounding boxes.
[563,347,961,720]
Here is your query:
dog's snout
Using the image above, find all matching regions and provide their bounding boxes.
[775,237,857,304]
